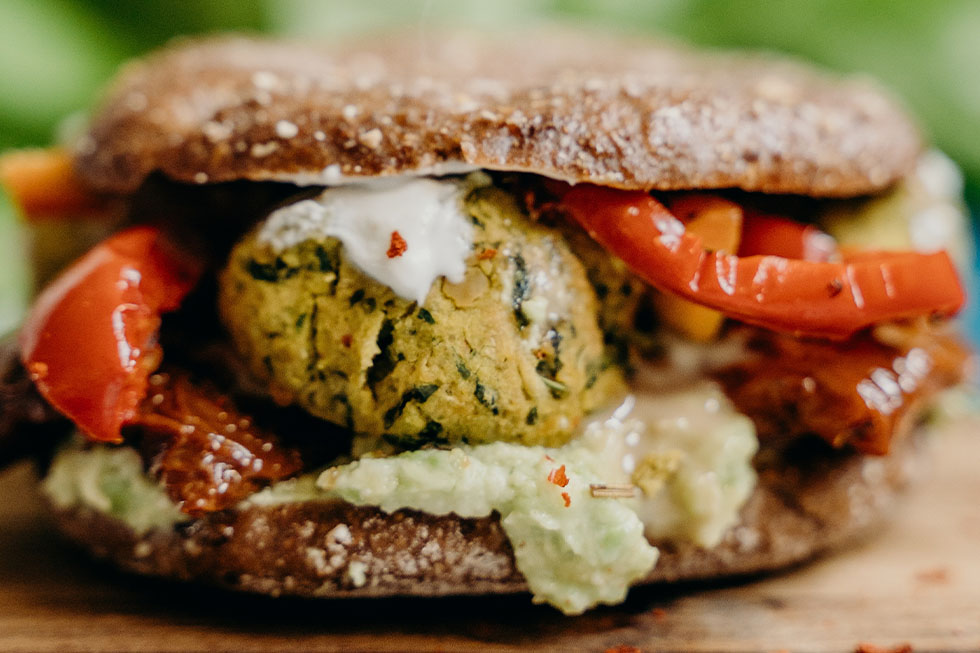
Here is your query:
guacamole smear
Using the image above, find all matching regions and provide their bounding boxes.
[318,439,658,615]
[43,441,185,535]
[42,383,758,615]
[315,382,756,614]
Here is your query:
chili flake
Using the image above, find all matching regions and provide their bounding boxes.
[477,247,497,260]
[386,230,407,258]
[561,491,571,507]
[341,334,353,348]
[827,278,844,297]
[548,464,569,487]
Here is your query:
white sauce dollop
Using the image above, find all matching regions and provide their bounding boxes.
[279,160,481,187]
[583,382,758,548]
[257,177,475,305]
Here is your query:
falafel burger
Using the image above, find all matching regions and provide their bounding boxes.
[0,31,972,614]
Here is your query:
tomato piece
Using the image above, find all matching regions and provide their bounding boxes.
[559,185,964,338]
[0,148,109,221]
[19,227,202,442]
[134,370,303,515]
[716,324,967,454]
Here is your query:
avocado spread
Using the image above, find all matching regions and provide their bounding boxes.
[43,382,757,614]
[317,437,658,615]
[44,441,184,535]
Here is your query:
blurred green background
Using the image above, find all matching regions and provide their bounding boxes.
[1,0,978,335]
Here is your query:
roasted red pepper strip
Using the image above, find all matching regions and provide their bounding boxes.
[560,185,964,338]
[19,226,201,442]
[739,211,837,262]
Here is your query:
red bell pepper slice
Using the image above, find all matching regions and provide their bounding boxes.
[559,184,964,338]
[19,226,202,442]
[738,211,837,262]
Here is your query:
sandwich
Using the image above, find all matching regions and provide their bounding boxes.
[0,31,971,615]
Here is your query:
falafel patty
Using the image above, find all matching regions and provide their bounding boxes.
[219,182,624,447]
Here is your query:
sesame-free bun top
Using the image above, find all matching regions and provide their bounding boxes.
[76,31,921,197]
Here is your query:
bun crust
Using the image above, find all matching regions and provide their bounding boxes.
[76,32,919,197]
[48,435,920,599]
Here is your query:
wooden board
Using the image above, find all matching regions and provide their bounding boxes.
[1,420,979,653]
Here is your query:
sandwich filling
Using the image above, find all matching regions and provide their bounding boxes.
[46,379,758,614]
[10,152,971,613]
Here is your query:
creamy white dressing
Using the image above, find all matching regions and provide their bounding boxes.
[584,382,758,547]
[272,161,482,187]
[257,177,477,305]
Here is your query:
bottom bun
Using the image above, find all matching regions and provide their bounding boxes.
[48,434,921,599]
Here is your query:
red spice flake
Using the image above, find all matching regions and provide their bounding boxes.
[386,230,407,258]
[477,247,497,260]
[341,334,353,348]
[561,491,571,507]
[914,566,949,584]
[650,607,667,622]
[854,644,913,653]
[547,464,569,487]
[603,646,642,653]
[827,278,844,297]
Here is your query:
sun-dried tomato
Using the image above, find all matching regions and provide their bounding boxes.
[130,370,302,515]
[715,323,967,455]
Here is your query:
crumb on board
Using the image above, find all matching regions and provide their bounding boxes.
[854,643,913,653]
[914,567,949,584]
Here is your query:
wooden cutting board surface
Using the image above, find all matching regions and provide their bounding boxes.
[1,419,978,653]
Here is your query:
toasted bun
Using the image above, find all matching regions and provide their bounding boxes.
[48,435,920,599]
[76,32,919,197]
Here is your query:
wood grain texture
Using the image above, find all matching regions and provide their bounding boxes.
[1,419,978,653]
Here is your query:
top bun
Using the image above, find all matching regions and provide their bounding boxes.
[75,31,921,197]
